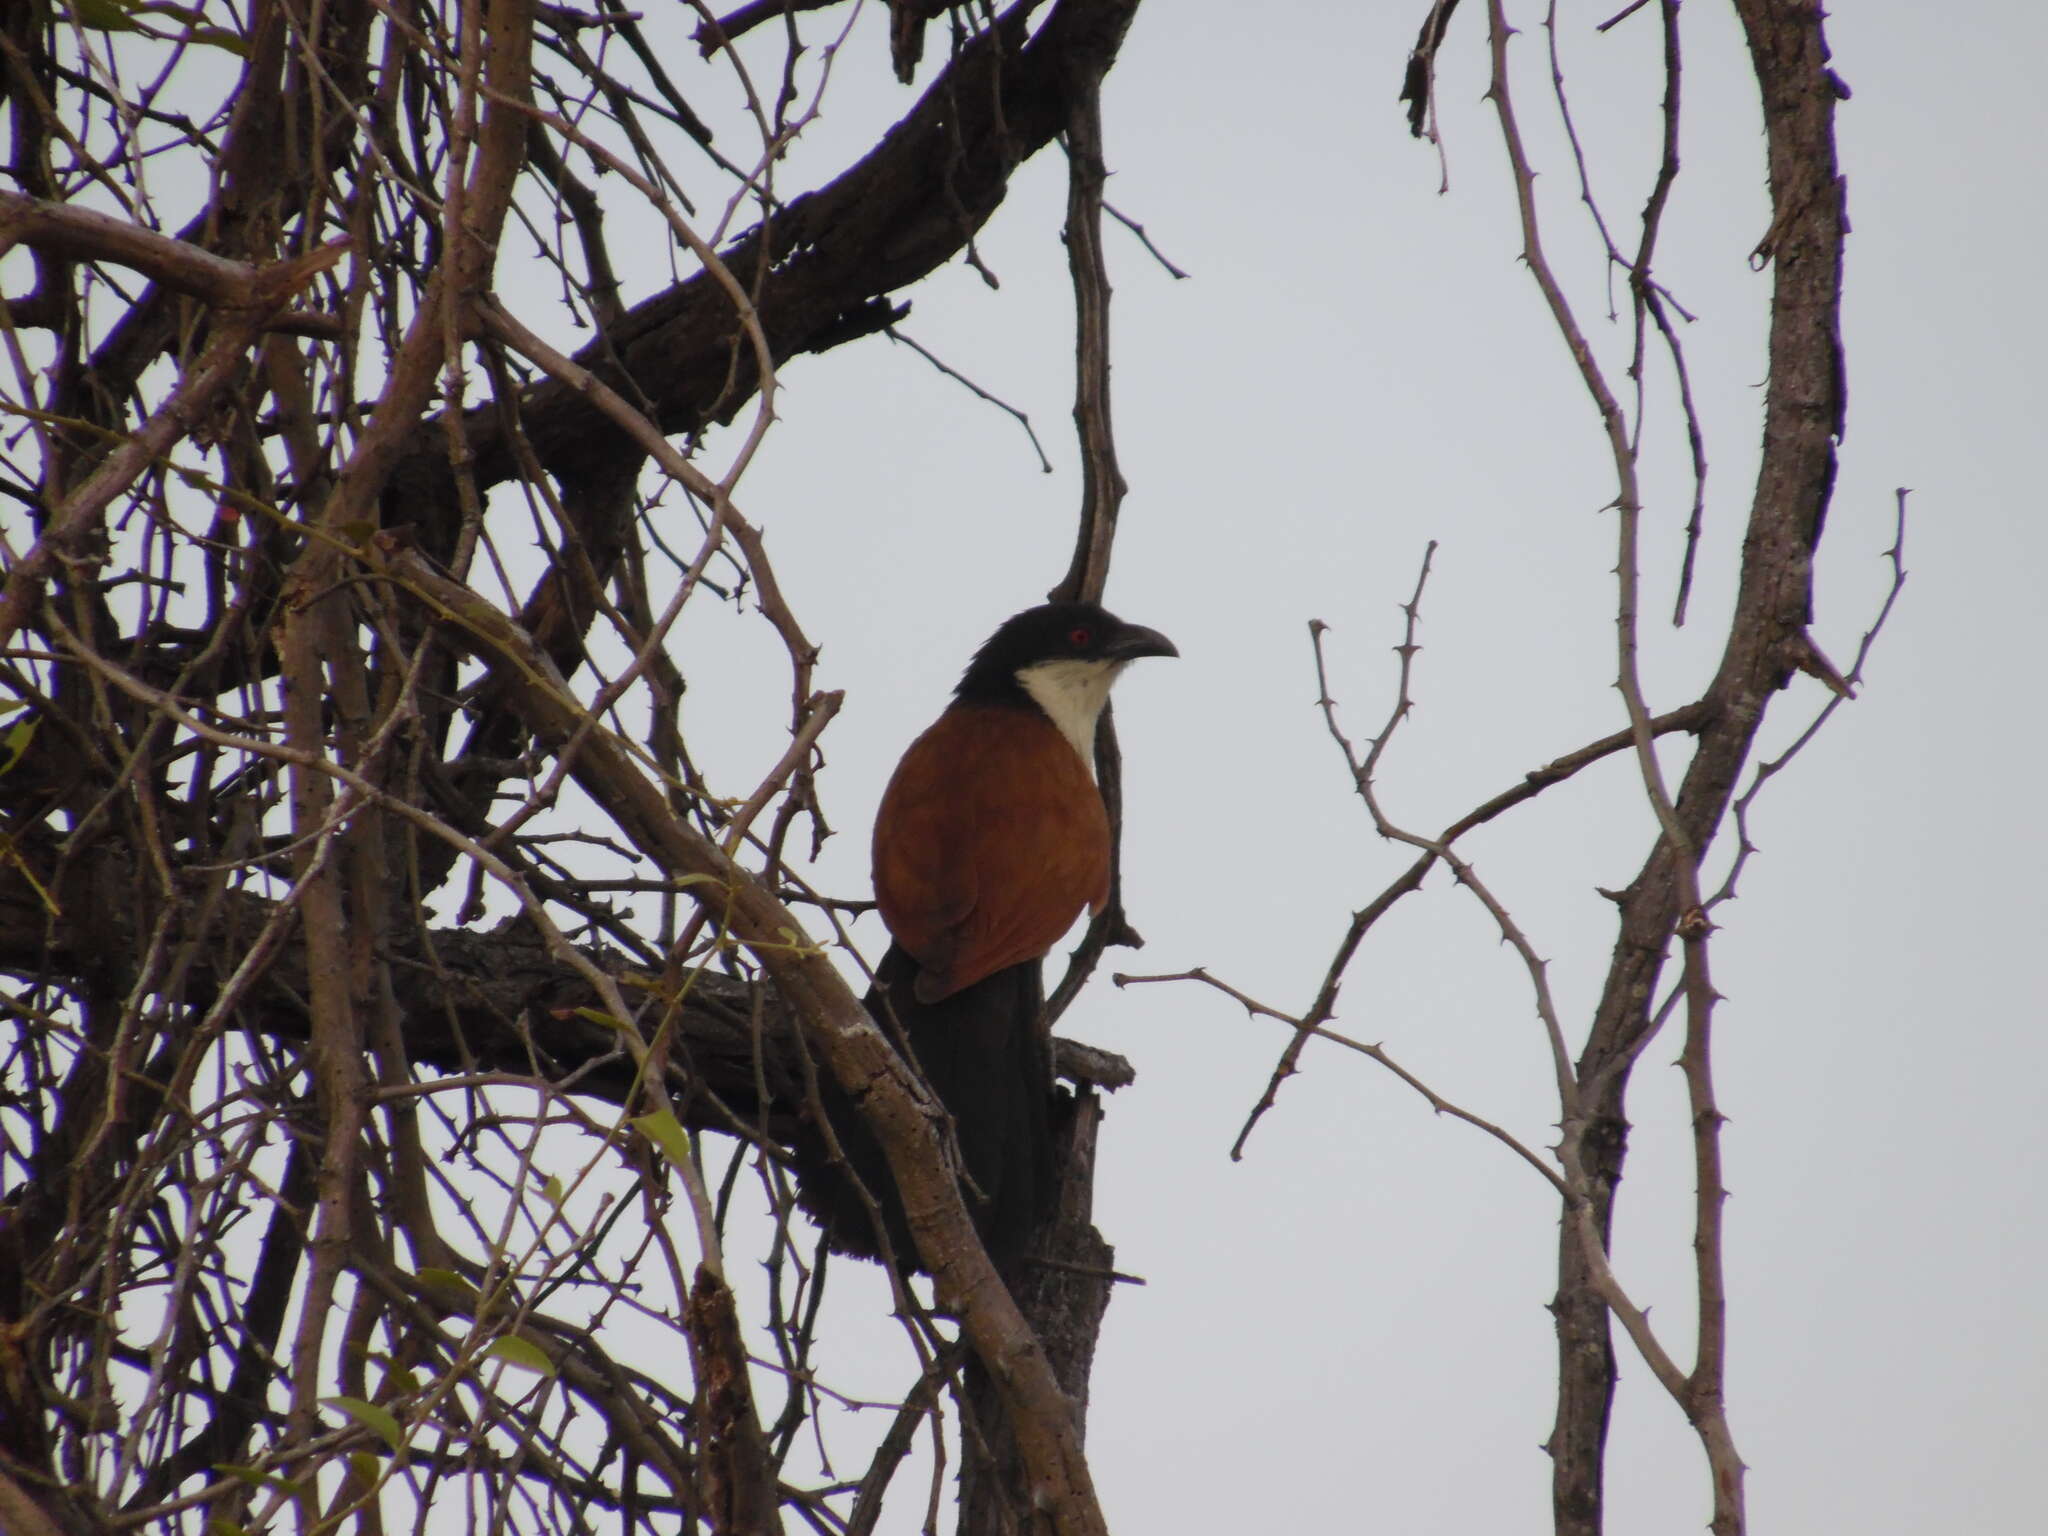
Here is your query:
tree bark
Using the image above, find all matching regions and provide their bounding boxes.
[1547,3,1846,1531]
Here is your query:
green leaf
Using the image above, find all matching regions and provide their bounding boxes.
[572,1006,627,1029]
[0,717,37,777]
[211,1464,297,1494]
[323,1396,403,1453]
[485,1336,557,1376]
[412,1267,481,1311]
[542,1173,567,1207]
[205,1519,250,1536]
[347,1451,383,1486]
[66,0,140,31]
[185,23,250,56]
[632,1109,693,1172]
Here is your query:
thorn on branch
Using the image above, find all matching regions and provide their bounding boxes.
[1785,628,1855,700]
[1030,1255,1147,1286]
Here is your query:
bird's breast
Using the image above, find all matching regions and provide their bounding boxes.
[871,704,1111,998]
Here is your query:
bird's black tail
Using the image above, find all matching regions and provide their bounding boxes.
[790,943,1056,1276]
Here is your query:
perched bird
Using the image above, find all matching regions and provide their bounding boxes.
[794,601,1177,1275]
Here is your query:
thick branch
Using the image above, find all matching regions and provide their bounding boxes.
[1548,4,1848,1531]
[0,833,1130,1135]
[409,0,1142,508]
[0,191,343,325]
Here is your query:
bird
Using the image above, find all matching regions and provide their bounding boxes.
[792,601,1177,1276]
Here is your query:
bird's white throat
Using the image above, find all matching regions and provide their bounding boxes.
[1016,657,1129,774]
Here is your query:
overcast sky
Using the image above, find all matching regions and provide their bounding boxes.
[641,1,2048,1530]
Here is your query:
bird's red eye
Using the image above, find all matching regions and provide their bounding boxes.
[1068,626,1093,648]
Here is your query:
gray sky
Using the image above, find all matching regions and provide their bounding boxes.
[658,1,2047,1529]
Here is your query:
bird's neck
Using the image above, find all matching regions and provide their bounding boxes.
[1014,658,1127,775]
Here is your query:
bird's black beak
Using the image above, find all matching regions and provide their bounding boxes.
[1103,622,1178,662]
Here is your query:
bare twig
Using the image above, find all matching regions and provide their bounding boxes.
[1101,200,1189,279]
[883,325,1054,473]
[1229,586,1707,1159]
[1119,967,1568,1195]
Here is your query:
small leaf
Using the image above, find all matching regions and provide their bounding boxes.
[632,1109,693,1171]
[323,1396,403,1453]
[186,23,250,55]
[211,1464,296,1494]
[572,1006,627,1029]
[541,1174,567,1207]
[412,1268,481,1310]
[66,0,140,31]
[347,1451,383,1486]
[0,717,37,776]
[205,1519,250,1536]
[485,1336,557,1376]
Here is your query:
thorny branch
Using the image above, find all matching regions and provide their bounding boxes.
[1118,965,1568,1196]
[1227,543,1706,1160]
[1136,6,1864,1536]
[1046,79,1139,1032]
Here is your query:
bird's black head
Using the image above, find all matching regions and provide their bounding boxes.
[955,602,1178,704]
